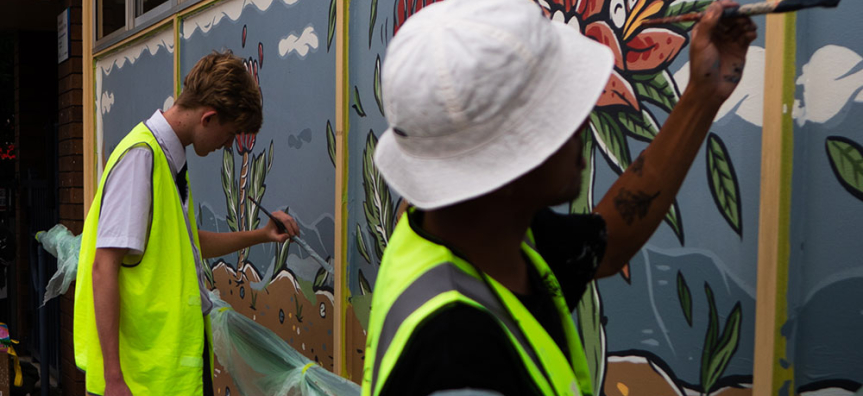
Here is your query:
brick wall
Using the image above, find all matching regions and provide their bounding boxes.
[57,1,85,395]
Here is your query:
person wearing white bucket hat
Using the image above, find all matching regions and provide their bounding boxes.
[363,0,757,394]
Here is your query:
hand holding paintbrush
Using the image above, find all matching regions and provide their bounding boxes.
[643,0,841,26]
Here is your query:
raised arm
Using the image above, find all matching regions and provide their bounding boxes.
[198,210,299,259]
[593,0,757,278]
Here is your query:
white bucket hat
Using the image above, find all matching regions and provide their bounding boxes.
[374,0,614,210]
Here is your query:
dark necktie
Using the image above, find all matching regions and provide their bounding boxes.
[176,163,188,204]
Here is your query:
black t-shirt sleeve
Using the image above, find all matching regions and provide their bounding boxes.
[530,208,607,309]
[380,304,542,396]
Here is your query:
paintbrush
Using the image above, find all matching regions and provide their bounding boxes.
[247,196,334,273]
[643,0,841,26]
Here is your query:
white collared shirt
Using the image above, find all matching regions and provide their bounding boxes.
[96,110,212,314]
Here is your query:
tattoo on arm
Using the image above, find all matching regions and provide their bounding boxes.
[631,152,645,177]
[705,59,721,78]
[723,62,744,83]
[613,188,660,225]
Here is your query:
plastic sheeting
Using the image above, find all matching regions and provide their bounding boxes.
[35,224,83,306]
[210,291,359,395]
[36,224,360,396]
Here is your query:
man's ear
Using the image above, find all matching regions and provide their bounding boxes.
[201,109,218,127]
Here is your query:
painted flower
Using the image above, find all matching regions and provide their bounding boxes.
[237,56,262,154]
[540,0,688,112]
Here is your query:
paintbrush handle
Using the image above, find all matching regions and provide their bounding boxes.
[644,0,840,26]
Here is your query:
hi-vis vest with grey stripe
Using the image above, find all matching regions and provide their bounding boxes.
[361,210,594,396]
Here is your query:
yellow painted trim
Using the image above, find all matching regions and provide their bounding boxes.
[753,12,796,396]
[334,0,349,378]
[174,15,180,98]
[83,0,96,214]
[176,0,224,20]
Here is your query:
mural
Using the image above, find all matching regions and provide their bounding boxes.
[785,0,863,393]
[180,0,336,393]
[94,26,175,176]
[347,0,767,393]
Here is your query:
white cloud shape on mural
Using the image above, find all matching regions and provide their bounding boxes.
[673,46,765,126]
[100,92,115,115]
[278,26,319,58]
[182,0,301,39]
[793,45,863,126]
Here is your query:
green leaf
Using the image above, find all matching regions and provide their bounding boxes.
[676,271,693,327]
[704,302,743,394]
[664,0,713,30]
[374,55,385,116]
[327,120,336,166]
[362,131,396,260]
[825,136,863,202]
[274,238,291,278]
[706,133,743,237]
[313,266,329,289]
[664,200,685,245]
[368,0,378,49]
[631,70,680,114]
[590,110,632,173]
[221,148,239,232]
[358,269,373,295]
[353,86,367,117]
[246,152,268,231]
[701,282,720,393]
[356,224,372,264]
[576,280,606,395]
[570,130,595,215]
[267,140,274,172]
[617,108,660,142]
[327,0,336,51]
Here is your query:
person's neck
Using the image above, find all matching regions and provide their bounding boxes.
[423,196,538,294]
[162,106,198,147]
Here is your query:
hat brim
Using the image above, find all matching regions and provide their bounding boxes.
[375,21,615,210]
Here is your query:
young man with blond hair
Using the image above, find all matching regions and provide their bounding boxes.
[74,51,299,396]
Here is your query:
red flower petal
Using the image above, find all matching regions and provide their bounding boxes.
[578,0,607,20]
[584,21,624,70]
[394,0,443,35]
[625,28,686,72]
[597,70,639,110]
[548,0,578,12]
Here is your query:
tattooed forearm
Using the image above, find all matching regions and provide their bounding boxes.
[631,152,645,177]
[723,62,744,84]
[613,188,660,225]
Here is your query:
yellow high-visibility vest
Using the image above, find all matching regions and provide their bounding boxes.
[362,209,594,396]
[74,122,211,395]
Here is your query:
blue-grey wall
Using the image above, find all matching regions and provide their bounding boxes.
[787,1,863,392]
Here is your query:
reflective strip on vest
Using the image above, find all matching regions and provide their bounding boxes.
[370,262,546,394]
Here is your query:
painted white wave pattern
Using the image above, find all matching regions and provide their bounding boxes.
[182,0,301,39]
[278,26,319,58]
[673,46,765,127]
[793,44,863,126]
[94,28,174,180]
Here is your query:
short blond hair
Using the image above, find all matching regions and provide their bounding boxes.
[176,51,263,134]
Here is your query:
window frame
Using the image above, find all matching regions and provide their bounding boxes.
[93,0,204,53]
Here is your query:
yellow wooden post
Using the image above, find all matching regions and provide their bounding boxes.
[334,0,350,378]
[83,0,96,214]
[753,12,796,396]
